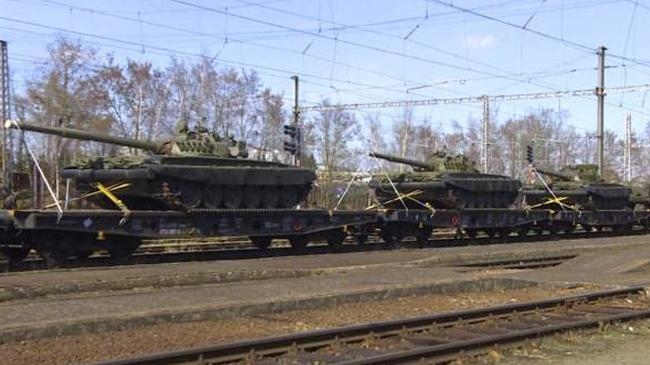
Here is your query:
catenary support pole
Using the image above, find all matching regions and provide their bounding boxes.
[291,75,300,166]
[596,46,606,177]
[481,95,489,173]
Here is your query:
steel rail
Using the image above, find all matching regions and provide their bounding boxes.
[92,286,647,365]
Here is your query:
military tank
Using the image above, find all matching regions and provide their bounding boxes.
[7,120,317,210]
[368,151,522,209]
[522,164,631,210]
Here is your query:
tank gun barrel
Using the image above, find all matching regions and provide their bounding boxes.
[5,120,161,153]
[535,167,572,181]
[369,152,431,170]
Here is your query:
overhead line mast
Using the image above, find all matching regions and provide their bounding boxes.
[1,40,10,185]
[596,46,606,178]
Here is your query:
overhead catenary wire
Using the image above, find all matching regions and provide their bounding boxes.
[428,0,650,68]
[300,84,650,112]
[6,1,650,113]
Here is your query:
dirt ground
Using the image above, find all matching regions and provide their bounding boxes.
[2,283,641,365]
[496,320,650,365]
[3,234,650,364]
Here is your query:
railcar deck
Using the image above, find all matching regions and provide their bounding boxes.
[0,207,648,267]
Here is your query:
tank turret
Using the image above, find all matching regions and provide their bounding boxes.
[5,120,248,158]
[369,151,478,173]
[368,150,521,209]
[534,168,573,182]
[7,119,316,210]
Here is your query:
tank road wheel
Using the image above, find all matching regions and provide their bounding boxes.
[223,186,243,209]
[243,186,262,209]
[261,187,280,209]
[250,237,271,250]
[203,187,223,209]
[279,186,298,208]
[180,183,202,209]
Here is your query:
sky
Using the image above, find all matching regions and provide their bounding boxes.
[1,0,650,139]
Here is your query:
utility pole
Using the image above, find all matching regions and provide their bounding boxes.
[290,75,301,166]
[1,40,10,185]
[624,114,631,182]
[481,95,489,173]
[596,45,606,177]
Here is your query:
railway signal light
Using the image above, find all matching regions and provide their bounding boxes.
[526,145,534,164]
[283,124,302,157]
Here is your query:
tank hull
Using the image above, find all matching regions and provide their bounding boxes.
[62,156,317,210]
[369,173,522,209]
[522,183,631,210]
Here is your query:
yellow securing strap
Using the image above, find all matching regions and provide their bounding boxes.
[365,190,423,210]
[94,182,131,223]
[45,181,131,209]
[527,196,577,211]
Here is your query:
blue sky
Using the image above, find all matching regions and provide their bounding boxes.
[2,0,649,137]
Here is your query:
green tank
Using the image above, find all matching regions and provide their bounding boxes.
[7,120,317,210]
[368,151,522,209]
[522,164,631,210]
[628,182,650,210]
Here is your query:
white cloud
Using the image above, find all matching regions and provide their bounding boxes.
[465,34,496,49]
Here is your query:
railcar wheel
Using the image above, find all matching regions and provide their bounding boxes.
[289,236,308,249]
[326,229,346,247]
[250,237,271,250]
[515,227,528,237]
[355,234,368,245]
[498,229,511,238]
[415,228,431,247]
[39,249,68,268]
[261,187,280,209]
[180,183,202,209]
[465,228,478,239]
[74,250,94,259]
[380,228,403,249]
[223,186,243,209]
[1,247,31,261]
[107,238,140,262]
[203,187,223,209]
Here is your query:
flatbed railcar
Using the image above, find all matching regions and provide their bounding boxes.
[0,207,649,267]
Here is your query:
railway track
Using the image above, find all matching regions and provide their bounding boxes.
[2,226,648,272]
[93,286,650,365]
